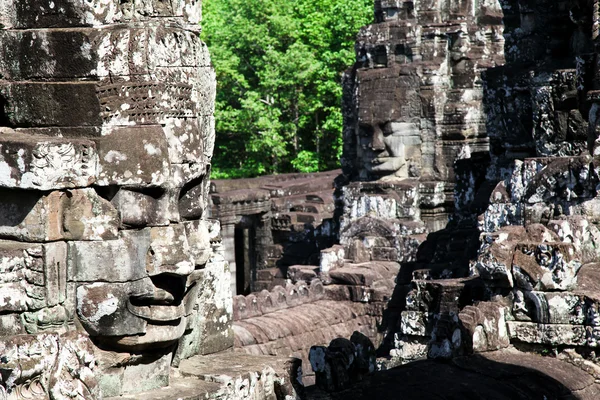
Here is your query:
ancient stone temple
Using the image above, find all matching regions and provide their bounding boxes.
[9,0,600,398]
[0,2,299,399]
[229,0,508,384]
[306,0,600,397]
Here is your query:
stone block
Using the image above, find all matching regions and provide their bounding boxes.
[288,265,319,283]
[178,172,209,220]
[400,311,429,336]
[474,239,516,288]
[0,26,207,81]
[0,0,201,29]
[184,220,212,268]
[482,203,524,233]
[0,28,127,80]
[153,66,216,117]
[0,82,102,127]
[146,224,193,276]
[0,189,63,242]
[517,291,586,325]
[163,118,204,164]
[176,255,233,357]
[0,241,66,313]
[507,321,587,346]
[75,281,148,337]
[348,286,373,303]
[97,80,198,129]
[372,246,399,261]
[93,125,170,187]
[110,188,170,227]
[0,332,99,399]
[0,314,26,336]
[62,188,119,240]
[147,26,207,70]
[121,352,171,395]
[165,162,207,222]
[512,242,582,291]
[458,302,510,353]
[319,245,345,273]
[329,266,377,286]
[0,187,118,242]
[0,132,97,190]
[68,230,150,283]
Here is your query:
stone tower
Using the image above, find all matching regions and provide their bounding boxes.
[0,1,231,398]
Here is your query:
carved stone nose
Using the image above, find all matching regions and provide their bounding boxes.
[371,125,386,151]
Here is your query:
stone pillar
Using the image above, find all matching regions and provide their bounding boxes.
[220,218,238,295]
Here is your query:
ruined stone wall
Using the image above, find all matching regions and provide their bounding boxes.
[210,170,340,294]
[317,1,600,393]
[368,0,600,365]
[305,1,600,396]
[232,267,394,383]
[0,1,234,398]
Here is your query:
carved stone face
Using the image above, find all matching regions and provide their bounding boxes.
[359,122,406,178]
[0,8,215,352]
[355,68,421,180]
[74,219,211,350]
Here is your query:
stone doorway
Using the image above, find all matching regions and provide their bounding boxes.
[234,215,257,295]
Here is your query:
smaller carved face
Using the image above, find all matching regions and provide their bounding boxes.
[358,121,417,179]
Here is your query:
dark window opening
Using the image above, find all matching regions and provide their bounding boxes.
[395,44,413,64]
[373,45,388,67]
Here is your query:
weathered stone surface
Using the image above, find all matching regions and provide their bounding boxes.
[104,353,300,400]
[68,230,150,283]
[0,187,121,243]
[175,250,233,360]
[94,126,170,187]
[110,187,170,227]
[0,0,203,29]
[0,0,223,398]
[0,27,210,81]
[76,281,149,337]
[458,302,510,353]
[147,224,193,276]
[0,332,99,400]
[0,82,102,127]
[0,131,97,190]
[0,241,67,314]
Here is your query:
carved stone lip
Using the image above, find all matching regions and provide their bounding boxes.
[126,301,185,322]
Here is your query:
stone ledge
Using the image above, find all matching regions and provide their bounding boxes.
[106,353,300,400]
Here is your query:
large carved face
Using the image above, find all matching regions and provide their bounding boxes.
[0,5,215,352]
[74,219,211,350]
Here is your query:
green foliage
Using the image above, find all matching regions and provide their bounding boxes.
[202,0,372,179]
[291,150,320,173]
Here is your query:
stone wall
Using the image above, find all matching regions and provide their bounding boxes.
[209,170,340,294]
[232,266,396,383]
[0,1,238,398]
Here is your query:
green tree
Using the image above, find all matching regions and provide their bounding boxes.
[202,0,372,178]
